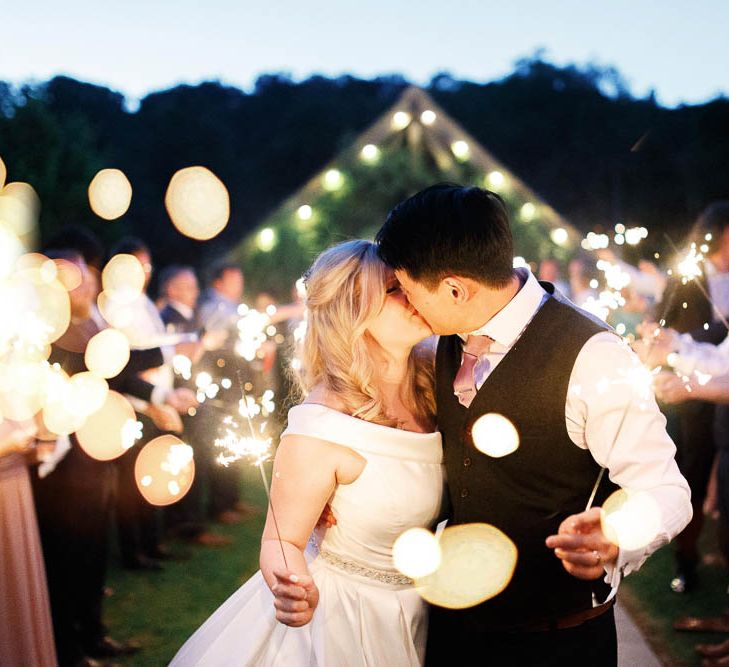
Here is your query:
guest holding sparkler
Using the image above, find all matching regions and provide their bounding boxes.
[195,261,256,524]
[157,264,232,547]
[637,371,729,662]
[106,237,198,571]
[648,201,729,594]
[31,249,162,665]
[171,240,443,666]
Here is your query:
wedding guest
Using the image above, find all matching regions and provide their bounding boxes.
[651,371,729,660]
[538,258,570,296]
[568,255,600,306]
[31,250,150,665]
[0,418,57,667]
[194,262,254,524]
[106,238,197,570]
[44,224,105,272]
[157,265,231,547]
[651,201,729,593]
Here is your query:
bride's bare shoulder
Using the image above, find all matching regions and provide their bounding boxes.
[301,384,347,412]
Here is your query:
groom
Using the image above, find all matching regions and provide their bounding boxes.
[376,184,692,666]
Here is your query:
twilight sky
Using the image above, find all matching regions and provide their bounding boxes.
[1,0,727,107]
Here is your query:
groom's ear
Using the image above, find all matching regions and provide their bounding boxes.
[442,277,470,304]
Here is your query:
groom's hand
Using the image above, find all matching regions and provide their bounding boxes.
[545,508,619,581]
[271,570,320,627]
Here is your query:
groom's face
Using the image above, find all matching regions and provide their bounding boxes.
[395,269,464,336]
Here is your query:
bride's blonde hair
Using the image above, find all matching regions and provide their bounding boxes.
[297,239,435,427]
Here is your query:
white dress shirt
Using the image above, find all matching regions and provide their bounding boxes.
[706,260,729,322]
[673,333,729,377]
[667,259,729,377]
[463,268,692,588]
[106,293,175,405]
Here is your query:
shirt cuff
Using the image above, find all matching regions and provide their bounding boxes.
[150,385,171,406]
[671,334,699,376]
[603,545,648,588]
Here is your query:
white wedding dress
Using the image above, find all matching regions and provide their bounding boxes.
[170,403,444,666]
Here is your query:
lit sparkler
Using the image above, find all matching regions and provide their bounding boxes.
[214,370,288,568]
[235,308,270,361]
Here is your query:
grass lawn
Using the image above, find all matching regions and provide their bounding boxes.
[104,469,729,666]
[104,465,269,665]
[621,516,729,667]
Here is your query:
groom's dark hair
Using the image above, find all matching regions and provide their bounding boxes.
[376,183,514,289]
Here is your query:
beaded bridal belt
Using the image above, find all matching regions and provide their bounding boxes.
[318,549,414,586]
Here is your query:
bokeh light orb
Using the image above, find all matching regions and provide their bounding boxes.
[471,413,520,458]
[360,144,380,164]
[101,253,146,304]
[0,155,6,188]
[520,202,536,222]
[415,523,517,609]
[134,434,195,506]
[256,227,276,252]
[70,371,109,416]
[0,356,50,420]
[2,182,41,218]
[84,328,130,378]
[420,110,437,125]
[600,489,662,551]
[297,204,313,221]
[42,394,87,436]
[88,168,132,220]
[41,365,87,436]
[53,258,83,291]
[550,227,569,246]
[0,222,25,278]
[97,291,135,329]
[4,263,71,349]
[393,528,442,579]
[165,166,230,240]
[323,169,344,191]
[485,170,505,190]
[76,390,138,460]
[451,140,470,161]
[391,111,412,130]
[0,182,40,251]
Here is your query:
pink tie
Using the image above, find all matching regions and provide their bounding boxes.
[453,335,493,408]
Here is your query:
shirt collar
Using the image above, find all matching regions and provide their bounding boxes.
[461,268,547,347]
[168,300,194,320]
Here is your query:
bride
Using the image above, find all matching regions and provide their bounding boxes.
[170,240,444,666]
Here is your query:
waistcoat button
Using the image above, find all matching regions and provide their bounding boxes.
[460,488,469,498]
[463,457,472,467]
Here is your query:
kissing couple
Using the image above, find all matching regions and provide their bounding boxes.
[172,184,691,666]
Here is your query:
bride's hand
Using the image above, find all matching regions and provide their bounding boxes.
[271,570,319,627]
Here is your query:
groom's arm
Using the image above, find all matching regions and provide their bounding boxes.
[549,331,692,584]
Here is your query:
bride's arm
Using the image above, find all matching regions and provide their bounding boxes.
[259,433,339,623]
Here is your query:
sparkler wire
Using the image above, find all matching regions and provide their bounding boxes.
[234,368,289,570]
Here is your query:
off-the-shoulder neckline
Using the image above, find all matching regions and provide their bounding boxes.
[292,402,439,438]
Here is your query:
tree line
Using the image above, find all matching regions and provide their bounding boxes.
[1,55,727,270]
